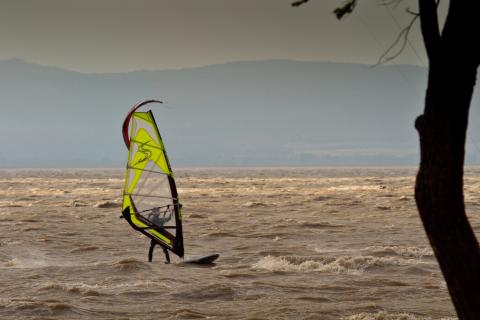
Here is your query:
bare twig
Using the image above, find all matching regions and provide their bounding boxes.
[379,0,403,8]
[406,8,420,16]
[291,0,439,65]
[376,0,440,65]
[374,13,419,65]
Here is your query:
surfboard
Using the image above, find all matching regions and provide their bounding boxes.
[183,254,220,265]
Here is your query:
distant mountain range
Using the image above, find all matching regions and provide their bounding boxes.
[0,58,479,167]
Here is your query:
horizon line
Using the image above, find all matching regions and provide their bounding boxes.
[0,57,427,75]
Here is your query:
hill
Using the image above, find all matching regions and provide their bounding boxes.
[2,58,474,167]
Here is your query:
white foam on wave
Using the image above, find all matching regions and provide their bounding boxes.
[242,201,268,207]
[327,185,383,192]
[0,240,21,247]
[37,279,171,295]
[252,254,421,274]
[68,200,88,207]
[1,250,80,269]
[341,311,456,320]
[314,246,433,259]
[365,246,433,258]
[4,256,77,269]
[0,200,32,208]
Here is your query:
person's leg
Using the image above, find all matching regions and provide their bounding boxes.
[163,247,171,264]
[148,239,156,262]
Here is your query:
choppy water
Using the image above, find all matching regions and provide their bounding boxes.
[3,167,480,319]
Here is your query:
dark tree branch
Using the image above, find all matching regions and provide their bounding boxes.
[292,0,358,19]
[418,0,441,60]
[291,0,309,7]
[333,0,357,19]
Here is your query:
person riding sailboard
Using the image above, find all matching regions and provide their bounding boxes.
[147,206,175,263]
[121,99,184,264]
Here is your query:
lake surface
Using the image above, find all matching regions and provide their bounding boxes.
[2,167,474,319]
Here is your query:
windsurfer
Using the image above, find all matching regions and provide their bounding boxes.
[148,206,173,227]
[122,101,184,264]
[146,207,173,263]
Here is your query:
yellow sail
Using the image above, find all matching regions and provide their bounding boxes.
[121,110,184,257]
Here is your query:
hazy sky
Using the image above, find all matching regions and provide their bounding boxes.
[0,0,436,73]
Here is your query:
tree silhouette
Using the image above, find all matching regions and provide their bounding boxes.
[293,0,480,318]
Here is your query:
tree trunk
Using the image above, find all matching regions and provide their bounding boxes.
[415,58,480,318]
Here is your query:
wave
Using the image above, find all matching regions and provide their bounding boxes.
[94,200,122,208]
[111,257,151,271]
[36,280,169,297]
[365,246,433,258]
[341,311,456,320]
[172,284,235,302]
[311,195,336,201]
[5,298,78,315]
[38,282,102,297]
[173,308,214,319]
[4,257,50,269]
[69,246,99,253]
[5,253,152,270]
[3,254,79,269]
[203,231,237,237]
[20,227,42,232]
[313,246,433,259]
[298,221,344,229]
[0,202,27,208]
[67,200,88,207]
[327,185,384,192]
[242,201,268,207]
[219,269,258,278]
[0,240,21,247]
[187,213,205,219]
[252,254,423,274]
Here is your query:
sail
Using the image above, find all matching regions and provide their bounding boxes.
[122,109,184,258]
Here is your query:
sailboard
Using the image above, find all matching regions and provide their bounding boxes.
[121,100,184,260]
[183,254,220,265]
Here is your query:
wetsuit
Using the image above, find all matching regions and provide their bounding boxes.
[148,239,170,264]
[146,207,173,263]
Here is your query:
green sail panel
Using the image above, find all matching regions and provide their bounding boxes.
[122,111,184,257]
